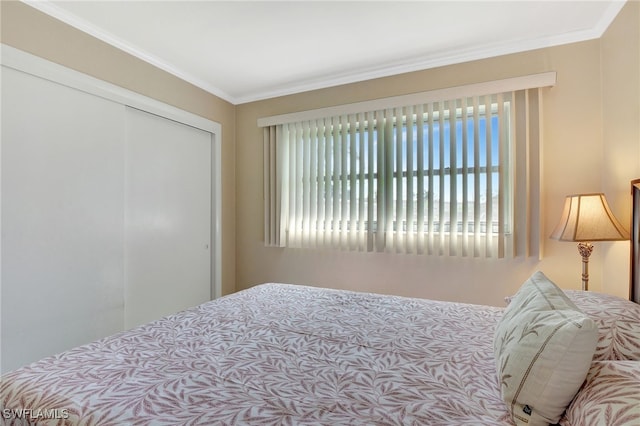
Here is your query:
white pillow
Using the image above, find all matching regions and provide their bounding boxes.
[494,271,598,426]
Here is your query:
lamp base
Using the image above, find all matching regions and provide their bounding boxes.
[577,242,594,291]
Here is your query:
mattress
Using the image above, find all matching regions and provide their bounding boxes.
[1,283,513,425]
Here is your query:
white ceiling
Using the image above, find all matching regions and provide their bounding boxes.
[26,0,626,104]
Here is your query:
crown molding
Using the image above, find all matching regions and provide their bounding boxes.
[22,0,236,103]
[23,0,627,106]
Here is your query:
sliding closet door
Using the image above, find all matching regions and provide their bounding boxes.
[1,67,125,373]
[124,107,211,329]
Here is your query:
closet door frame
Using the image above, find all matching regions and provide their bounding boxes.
[0,44,223,300]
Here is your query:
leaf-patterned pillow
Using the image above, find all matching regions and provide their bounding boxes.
[560,361,640,425]
[494,271,598,426]
[504,289,640,361]
[563,290,640,361]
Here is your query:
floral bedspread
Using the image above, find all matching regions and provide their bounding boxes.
[1,284,514,425]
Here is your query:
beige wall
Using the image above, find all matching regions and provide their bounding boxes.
[601,0,640,298]
[236,2,640,305]
[0,1,237,296]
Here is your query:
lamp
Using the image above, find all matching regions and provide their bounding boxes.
[550,193,629,291]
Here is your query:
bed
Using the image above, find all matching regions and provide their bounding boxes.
[2,182,639,425]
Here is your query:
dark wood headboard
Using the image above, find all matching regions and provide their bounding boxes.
[632,179,640,303]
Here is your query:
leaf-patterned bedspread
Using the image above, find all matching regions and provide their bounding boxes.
[1,284,514,425]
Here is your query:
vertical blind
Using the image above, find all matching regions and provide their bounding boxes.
[264,88,544,258]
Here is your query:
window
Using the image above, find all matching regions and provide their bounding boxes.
[262,75,553,258]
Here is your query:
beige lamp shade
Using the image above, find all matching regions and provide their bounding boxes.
[550,193,629,242]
